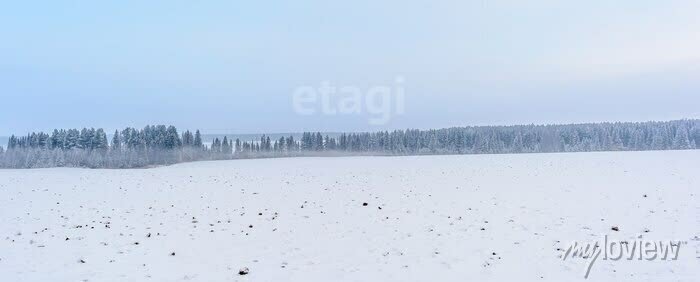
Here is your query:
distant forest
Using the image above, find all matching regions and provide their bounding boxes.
[0,120,698,168]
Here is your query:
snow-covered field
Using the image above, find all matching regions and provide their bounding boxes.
[1,151,698,282]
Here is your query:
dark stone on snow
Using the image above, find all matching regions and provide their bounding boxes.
[238,267,250,275]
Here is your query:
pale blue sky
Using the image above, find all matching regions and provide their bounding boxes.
[1,1,699,135]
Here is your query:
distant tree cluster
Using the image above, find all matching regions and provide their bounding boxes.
[1,125,209,168]
[0,119,698,168]
[231,119,699,158]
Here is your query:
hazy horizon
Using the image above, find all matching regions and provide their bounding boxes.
[2,118,698,143]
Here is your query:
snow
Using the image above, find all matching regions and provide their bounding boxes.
[1,150,698,281]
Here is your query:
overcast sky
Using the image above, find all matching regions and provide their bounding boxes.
[1,1,699,135]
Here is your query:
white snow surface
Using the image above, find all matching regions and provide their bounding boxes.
[1,150,698,282]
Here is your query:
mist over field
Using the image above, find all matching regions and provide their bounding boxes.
[1,120,697,169]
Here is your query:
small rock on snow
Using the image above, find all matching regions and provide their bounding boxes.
[238,267,250,275]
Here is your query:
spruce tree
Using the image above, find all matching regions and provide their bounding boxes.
[111,130,122,152]
[194,130,203,148]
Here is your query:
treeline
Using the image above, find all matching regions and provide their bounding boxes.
[0,119,698,168]
[233,119,699,156]
[0,126,214,168]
